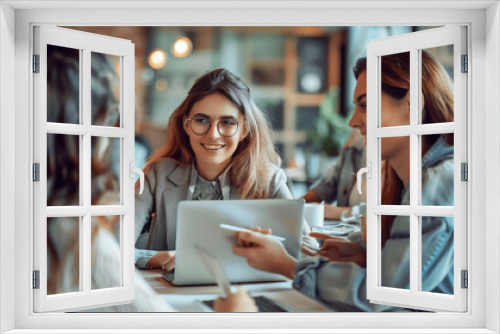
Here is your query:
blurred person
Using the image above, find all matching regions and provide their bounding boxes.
[47,46,174,311]
[302,129,365,220]
[135,68,316,271]
[216,50,454,312]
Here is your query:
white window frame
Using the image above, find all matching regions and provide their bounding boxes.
[32,26,136,312]
[365,26,467,312]
[0,2,499,333]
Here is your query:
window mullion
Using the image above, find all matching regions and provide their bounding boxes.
[90,126,129,138]
[82,47,92,294]
[412,123,454,135]
[415,49,423,293]
[409,48,420,295]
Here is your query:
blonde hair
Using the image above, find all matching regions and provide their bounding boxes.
[144,69,281,199]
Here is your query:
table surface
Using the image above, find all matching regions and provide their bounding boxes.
[140,269,331,312]
[138,218,358,312]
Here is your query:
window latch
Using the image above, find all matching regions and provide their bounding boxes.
[356,162,372,195]
[129,162,144,195]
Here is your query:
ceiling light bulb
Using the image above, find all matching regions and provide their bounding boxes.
[172,36,193,58]
[148,48,167,70]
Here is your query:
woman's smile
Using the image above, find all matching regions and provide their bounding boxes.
[201,143,226,150]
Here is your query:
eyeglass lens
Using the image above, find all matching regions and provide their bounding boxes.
[190,116,239,137]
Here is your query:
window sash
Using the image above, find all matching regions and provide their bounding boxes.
[366,26,467,312]
[33,25,136,312]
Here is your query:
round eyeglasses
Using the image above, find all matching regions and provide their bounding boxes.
[186,116,244,138]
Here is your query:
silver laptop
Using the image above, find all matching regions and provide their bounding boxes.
[163,199,305,285]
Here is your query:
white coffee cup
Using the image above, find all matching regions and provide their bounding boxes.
[304,203,324,228]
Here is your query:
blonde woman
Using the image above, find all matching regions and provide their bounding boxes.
[135,69,314,271]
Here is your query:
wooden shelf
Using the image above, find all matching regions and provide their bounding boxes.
[245,30,346,165]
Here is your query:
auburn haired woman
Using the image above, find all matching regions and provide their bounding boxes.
[219,51,455,312]
[134,68,314,271]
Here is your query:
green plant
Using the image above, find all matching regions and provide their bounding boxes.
[307,88,353,157]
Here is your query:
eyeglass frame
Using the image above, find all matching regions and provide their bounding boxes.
[185,116,246,138]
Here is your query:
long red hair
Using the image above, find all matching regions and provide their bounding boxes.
[353,51,454,246]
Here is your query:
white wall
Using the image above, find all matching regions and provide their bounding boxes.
[485,2,500,333]
[0,2,16,333]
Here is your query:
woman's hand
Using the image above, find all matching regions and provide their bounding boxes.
[237,226,271,247]
[250,226,272,235]
[301,232,366,267]
[213,287,258,312]
[145,251,176,271]
[232,231,297,279]
[324,204,351,220]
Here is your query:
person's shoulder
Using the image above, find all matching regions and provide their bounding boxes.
[422,157,454,206]
[268,163,284,176]
[267,164,287,184]
[425,157,453,180]
[147,158,186,176]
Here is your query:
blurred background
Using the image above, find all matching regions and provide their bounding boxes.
[66,26,451,197]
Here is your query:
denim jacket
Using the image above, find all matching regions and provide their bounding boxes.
[293,137,455,311]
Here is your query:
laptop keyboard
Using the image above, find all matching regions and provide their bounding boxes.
[202,295,288,312]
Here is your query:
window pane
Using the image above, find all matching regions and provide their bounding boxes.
[420,46,454,124]
[91,52,121,127]
[47,134,80,206]
[91,215,121,290]
[91,137,120,205]
[420,216,454,295]
[47,217,81,295]
[421,134,454,206]
[381,215,410,290]
[381,136,410,205]
[380,52,410,128]
[47,45,80,124]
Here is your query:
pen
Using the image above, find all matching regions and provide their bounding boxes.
[219,223,286,242]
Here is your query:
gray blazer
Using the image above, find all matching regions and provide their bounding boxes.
[311,129,365,207]
[134,158,309,268]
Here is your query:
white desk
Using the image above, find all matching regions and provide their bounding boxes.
[140,269,331,312]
